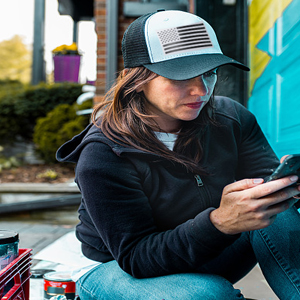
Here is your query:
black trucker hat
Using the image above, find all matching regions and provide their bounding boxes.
[121,10,249,80]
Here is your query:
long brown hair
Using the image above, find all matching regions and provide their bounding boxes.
[92,67,216,174]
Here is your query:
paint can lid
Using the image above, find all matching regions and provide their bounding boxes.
[0,230,19,245]
[31,269,56,279]
[43,271,74,282]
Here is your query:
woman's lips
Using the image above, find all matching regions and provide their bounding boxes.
[184,102,203,109]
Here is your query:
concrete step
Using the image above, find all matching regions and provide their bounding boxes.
[0,182,79,193]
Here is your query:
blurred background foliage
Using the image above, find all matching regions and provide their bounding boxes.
[33,100,92,162]
[0,80,93,167]
[0,35,32,84]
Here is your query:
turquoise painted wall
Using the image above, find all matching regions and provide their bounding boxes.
[248,0,300,159]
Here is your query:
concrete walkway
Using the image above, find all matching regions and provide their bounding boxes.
[234,266,278,299]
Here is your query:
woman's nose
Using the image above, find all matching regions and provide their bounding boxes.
[189,76,208,96]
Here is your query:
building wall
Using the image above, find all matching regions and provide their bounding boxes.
[93,0,193,103]
[248,0,300,158]
[94,0,107,103]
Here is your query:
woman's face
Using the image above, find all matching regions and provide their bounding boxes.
[140,69,217,133]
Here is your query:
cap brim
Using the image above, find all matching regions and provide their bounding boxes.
[143,53,249,80]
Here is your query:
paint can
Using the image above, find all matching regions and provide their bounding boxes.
[0,230,19,270]
[31,269,56,300]
[43,271,76,300]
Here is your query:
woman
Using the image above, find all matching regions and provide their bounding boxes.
[57,10,300,299]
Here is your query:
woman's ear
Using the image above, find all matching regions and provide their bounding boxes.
[136,85,144,93]
[135,79,145,93]
[120,68,129,78]
[122,68,143,92]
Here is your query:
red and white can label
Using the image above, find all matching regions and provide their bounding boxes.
[43,271,76,300]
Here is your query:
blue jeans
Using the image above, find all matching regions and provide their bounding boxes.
[76,207,300,299]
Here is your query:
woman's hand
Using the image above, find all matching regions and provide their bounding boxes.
[210,175,300,235]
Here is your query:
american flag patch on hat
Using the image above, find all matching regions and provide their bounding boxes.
[157,23,213,55]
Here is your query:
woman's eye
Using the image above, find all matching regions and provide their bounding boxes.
[203,69,218,78]
[171,79,188,85]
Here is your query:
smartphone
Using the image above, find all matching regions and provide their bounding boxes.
[264,154,300,183]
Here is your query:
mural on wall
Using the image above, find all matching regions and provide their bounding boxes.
[248,0,300,158]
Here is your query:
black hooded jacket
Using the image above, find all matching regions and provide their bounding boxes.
[56,96,279,278]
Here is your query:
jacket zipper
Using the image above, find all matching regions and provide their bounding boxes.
[194,174,212,206]
[194,174,203,186]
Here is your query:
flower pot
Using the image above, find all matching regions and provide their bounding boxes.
[53,55,81,83]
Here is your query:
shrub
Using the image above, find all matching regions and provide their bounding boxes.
[0,96,22,140]
[15,82,83,120]
[33,100,92,163]
[0,82,83,141]
[0,79,24,98]
[0,80,26,140]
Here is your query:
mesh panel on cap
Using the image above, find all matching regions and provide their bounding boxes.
[122,12,155,68]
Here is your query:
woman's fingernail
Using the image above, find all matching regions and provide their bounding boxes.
[253,178,264,184]
[290,175,298,182]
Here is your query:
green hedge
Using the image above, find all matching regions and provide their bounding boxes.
[0,95,22,141]
[33,100,93,163]
[0,80,24,98]
[0,82,83,141]
[0,80,25,139]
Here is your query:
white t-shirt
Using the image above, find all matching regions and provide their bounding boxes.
[154,131,178,151]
